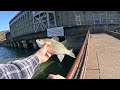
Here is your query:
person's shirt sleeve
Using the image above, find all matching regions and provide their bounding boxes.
[0,55,39,79]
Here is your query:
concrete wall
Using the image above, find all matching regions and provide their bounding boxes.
[7,11,120,50]
[64,26,89,50]
[90,24,120,33]
[10,11,34,38]
[55,11,120,27]
[9,11,120,39]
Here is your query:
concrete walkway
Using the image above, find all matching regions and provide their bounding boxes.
[84,34,100,79]
[84,33,120,79]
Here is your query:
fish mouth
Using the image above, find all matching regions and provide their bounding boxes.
[36,39,41,42]
[36,39,42,47]
[36,39,39,44]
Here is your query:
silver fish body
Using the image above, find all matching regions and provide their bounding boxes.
[36,38,76,62]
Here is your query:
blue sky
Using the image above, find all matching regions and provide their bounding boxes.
[0,11,18,32]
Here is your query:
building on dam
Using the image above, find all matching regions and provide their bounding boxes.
[3,11,120,50]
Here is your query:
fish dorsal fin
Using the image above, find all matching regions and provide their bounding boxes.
[51,37,59,41]
[57,55,65,62]
[61,40,67,46]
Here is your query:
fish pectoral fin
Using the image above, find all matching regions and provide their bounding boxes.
[57,55,65,62]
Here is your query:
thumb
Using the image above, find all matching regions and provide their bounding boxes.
[42,42,51,49]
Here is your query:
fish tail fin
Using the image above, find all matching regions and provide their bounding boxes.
[69,49,76,58]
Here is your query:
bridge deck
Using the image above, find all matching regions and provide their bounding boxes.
[84,33,120,79]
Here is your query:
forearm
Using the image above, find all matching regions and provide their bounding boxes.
[0,43,51,79]
[0,55,40,79]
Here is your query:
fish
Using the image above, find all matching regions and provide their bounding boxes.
[36,37,76,62]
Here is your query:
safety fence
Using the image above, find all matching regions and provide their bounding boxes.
[66,30,90,79]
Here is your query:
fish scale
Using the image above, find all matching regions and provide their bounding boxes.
[36,37,76,62]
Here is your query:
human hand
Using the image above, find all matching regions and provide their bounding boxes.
[34,42,53,64]
[47,74,65,79]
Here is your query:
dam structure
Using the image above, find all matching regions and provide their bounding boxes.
[2,11,120,51]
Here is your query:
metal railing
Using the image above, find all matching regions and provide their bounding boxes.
[66,30,90,79]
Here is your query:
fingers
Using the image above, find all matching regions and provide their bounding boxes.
[41,42,51,51]
[46,52,52,57]
[40,42,49,53]
[34,42,53,64]
[43,42,51,47]
[42,42,53,56]
[47,74,56,79]
[45,42,51,45]
[47,74,65,79]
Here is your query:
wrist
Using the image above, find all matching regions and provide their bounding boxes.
[34,52,46,64]
[34,53,41,64]
[34,55,41,63]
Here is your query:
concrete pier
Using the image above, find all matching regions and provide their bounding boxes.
[16,42,22,48]
[7,42,10,47]
[10,42,14,48]
[13,42,17,48]
[21,41,28,48]
[32,40,38,49]
[28,40,38,49]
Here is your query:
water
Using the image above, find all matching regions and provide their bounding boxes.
[0,46,36,64]
[32,51,79,79]
[0,46,78,79]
